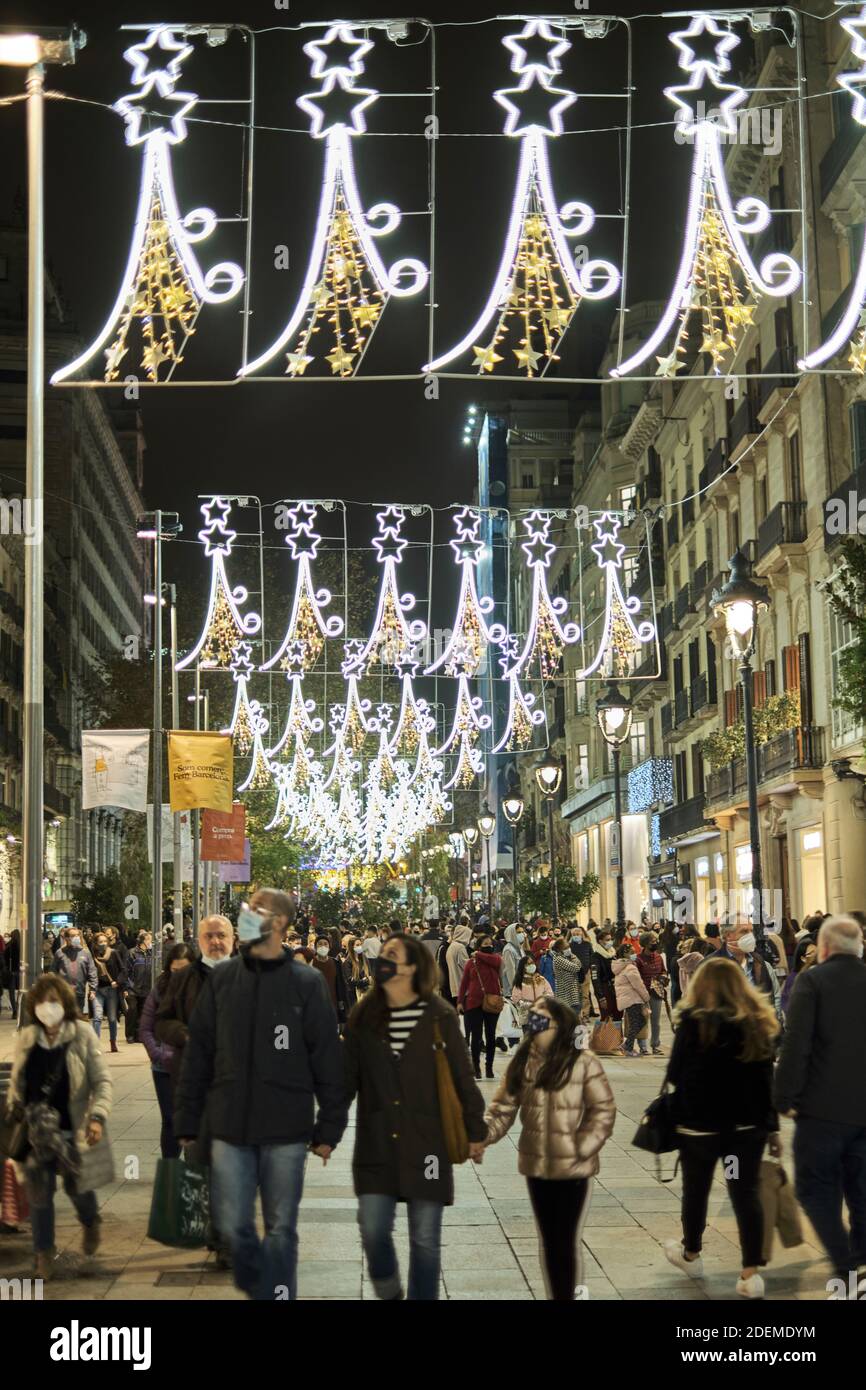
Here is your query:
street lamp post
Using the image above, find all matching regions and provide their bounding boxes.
[447,832,464,912]
[501,784,525,918]
[711,550,770,939]
[463,825,479,912]
[534,755,563,922]
[0,25,85,993]
[477,803,496,921]
[596,681,634,932]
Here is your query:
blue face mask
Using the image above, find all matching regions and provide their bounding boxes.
[527,1012,551,1036]
[237,906,270,944]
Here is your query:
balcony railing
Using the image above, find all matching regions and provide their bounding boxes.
[758,346,797,412]
[692,561,708,606]
[706,437,729,487]
[675,583,694,625]
[681,496,695,531]
[756,500,807,561]
[667,513,680,548]
[659,794,707,841]
[730,397,759,450]
[658,603,674,641]
[661,702,673,737]
[632,553,665,599]
[706,760,747,804]
[759,726,824,780]
[637,456,662,508]
[690,671,710,716]
[674,688,690,726]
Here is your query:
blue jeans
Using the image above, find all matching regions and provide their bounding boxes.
[25,1159,98,1254]
[793,1115,866,1275]
[358,1194,443,1300]
[210,1138,307,1300]
[91,985,119,1042]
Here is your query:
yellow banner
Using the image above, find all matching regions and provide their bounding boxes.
[167,731,234,813]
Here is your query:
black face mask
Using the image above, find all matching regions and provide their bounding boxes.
[527,1012,551,1035]
[479,945,494,954]
[372,957,398,985]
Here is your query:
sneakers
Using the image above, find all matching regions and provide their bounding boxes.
[82,1219,101,1258]
[652,1047,664,1056]
[736,1273,765,1299]
[664,1240,704,1279]
[485,1068,495,1080]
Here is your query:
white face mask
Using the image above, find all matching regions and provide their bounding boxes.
[316,946,330,959]
[737,932,757,954]
[237,906,270,944]
[69,937,81,949]
[525,963,537,975]
[35,1001,65,1028]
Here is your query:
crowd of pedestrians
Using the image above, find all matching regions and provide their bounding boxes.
[2,901,865,1303]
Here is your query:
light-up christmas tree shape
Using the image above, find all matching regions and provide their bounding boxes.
[425,508,506,676]
[436,674,491,791]
[576,512,657,679]
[52,26,243,385]
[801,5,866,372]
[266,642,324,760]
[508,511,580,680]
[323,641,372,756]
[237,707,274,793]
[612,15,801,379]
[177,497,262,671]
[263,503,344,673]
[346,508,427,673]
[492,634,547,752]
[425,19,619,377]
[390,652,435,757]
[240,24,428,378]
[222,642,263,755]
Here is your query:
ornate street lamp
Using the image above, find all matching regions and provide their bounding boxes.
[501,783,525,917]
[463,824,479,910]
[534,753,563,921]
[477,802,496,917]
[711,549,770,937]
[596,681,633,931]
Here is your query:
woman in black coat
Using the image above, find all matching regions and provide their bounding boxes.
[2,928,20,1016]
[344,932,487,1301]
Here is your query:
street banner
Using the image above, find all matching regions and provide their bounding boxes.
[82,730,149,812]
[146,805,193,871]
[167,731,233,813]
[608,822,622,877]
[219,840,251,883]
[201,803,246,862]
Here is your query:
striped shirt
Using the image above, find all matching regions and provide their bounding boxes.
[387,1001,426,1057]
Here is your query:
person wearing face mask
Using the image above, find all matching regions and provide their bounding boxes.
[590,930,620,1022]
[1,928,21,1017]
[774,916,866,1297]
[139,943,197,1158]
[612,943,650,1056]
[5,975,112,1279]
[500,924,526,999]
[703,921,780,1013]
[123,931,152,1044]
[344,932,486,1300]
[529,919,552,961]
[311,935,349,1024]
[511,953,553,1033]
[483,997,616,1301]
[569,927,594,1022]
[550,938,583,1010]
[89,931,127,1053]
[341,935,372,1008]
[174,888,348,1302]
[51,928,97,1018]
[155,915,235,1096]
[457,934,504,1079]
[445,919,473,1023]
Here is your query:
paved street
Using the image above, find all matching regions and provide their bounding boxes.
[0,1014,834,1301]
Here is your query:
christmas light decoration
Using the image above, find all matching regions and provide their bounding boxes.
[176,497,262,671]
[628,756,674,815]
[345,507,427,673]
[240,24,428,378]
[322,641,372,755]
[436,674,491,791]
[492,637,547,752]
[507,511,580,679]
[266,642,324,760]
[800,5,866,372]
[390,652,435,757]
[576,511,656,679]
[52,26,243,384]
[237,707,274,794]
[263,503,344,673]
[611,15,800,379]
[222,642,263,755]
[424,18,619,377]
[425,508,506,676]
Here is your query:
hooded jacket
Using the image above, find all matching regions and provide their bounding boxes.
[445,923,472,996]
[9,1019,112,1148]
[612,957,650,1009]
[457,949,503,1011]
[484,1048,616,1179]
[500,924,524,997]
[677,949,705,998]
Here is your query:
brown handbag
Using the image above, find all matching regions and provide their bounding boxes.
[475,960,505,1014]
[432,1020,470,1164]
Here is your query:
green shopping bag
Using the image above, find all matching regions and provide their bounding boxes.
[147,1157,210,1249]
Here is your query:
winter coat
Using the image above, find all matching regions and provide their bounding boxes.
[551,949,584,1008]
[8,1019,113,1149]
[445,924,472,996]
[155,959,213,1087]
[529,934,552,962]
[590,946,616,993]
[126,948,152,998]
[511,976,553,1008]
[484,1048,616,1179]
[537,951,556,990]
[612,957,649,1010]
[139,986,174,1073]
[636,949,667,993]
[173,950,348,1150]
[92,947,127,991]
[52,945,97,996]
[774,954,866,1125]
[343,993,486,1205]
[668,1012,778,1134]
[677,950,705,998]
[569,937,593,974]
[500,924,524,997]
[457,951,503,1012]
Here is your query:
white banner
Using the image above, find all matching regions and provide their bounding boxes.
[147,804,194,875]
[82,729,149,813]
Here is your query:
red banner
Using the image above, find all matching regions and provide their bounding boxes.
[200,803,246,862]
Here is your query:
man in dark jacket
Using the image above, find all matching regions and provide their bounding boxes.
[174,888,348,1302]
[701,920,779,1011]
[775,915,866,1295]
[155,914,233,1086]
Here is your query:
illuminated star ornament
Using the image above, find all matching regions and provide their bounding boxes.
[390,653,435,757]
[425,508,506,677]
[240,24,428,378]
[800,5,866,373]
[237,707,274,794]
[492,636,547,753]
[345,507,427,671]
[52,25,243,385]
[323,642,372,755]
[222,642,263,755]
[177,497,261,671]
[262,502,344,673]
[507,511,580,680]
[266,644,325,762]
[436,675,491,791]
[425,19,619,378]
[612,15,800,379]
[576,512,656,679]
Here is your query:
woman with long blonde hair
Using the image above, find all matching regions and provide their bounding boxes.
[663,957,781,1300]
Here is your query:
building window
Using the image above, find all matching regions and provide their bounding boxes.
[630,720,647,764]
[577,743,589,789]
[521,472,534,490]
[757,475,768,522]
[831,609,865,746]
[620,484,637,514]
[788,431,802,505]
[730,508,740,554]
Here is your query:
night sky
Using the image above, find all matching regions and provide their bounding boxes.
[0,2,730,600]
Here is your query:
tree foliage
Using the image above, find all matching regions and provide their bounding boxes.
[825,538,866,727]
[516,868,600,920]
